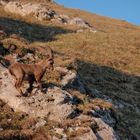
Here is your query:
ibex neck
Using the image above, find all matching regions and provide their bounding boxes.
[38,59,48,69]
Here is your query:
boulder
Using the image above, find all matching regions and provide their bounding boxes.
[0,64,120,139]
[0,0,8,5]
[77,115,120,140]
[94,118,120,140]
[70,127,97,140]
[90,109,116,127]
[4,2,40,16]
[55,67,87,93]
[69,17,91,28]
[0,65,73,121]
[3,1,96,32]
[35,7,57,20]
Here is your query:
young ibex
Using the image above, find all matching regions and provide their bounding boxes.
[9,46,54,96]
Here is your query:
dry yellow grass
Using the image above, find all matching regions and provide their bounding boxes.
[0,2,140,138]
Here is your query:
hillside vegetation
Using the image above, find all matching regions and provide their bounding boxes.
[0,0,140,139]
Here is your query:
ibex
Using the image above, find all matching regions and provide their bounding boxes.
[9,46,54,96]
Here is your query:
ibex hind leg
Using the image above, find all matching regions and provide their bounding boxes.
[15,77,24,97]
[14,69,24,97]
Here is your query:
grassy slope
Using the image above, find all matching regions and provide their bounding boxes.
[0,2,140,138]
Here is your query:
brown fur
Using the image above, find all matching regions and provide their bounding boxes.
[9,46,54,96]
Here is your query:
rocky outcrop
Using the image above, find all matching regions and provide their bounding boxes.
[0,63,86,120]
[55,67,87,93]
[4,2,41,16]
[0,0,8,5]
[0,63,119,139]
[35,7,56,20]
[3,1,96,32]
[78,115,119,140]
[0,64,73,121]
[66,127,98,140]
[52,115,119,140]
[94,117,119,140]
[90,108,116,127]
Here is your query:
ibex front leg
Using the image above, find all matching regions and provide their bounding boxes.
[35,73,44,93]
[15,76,24,97]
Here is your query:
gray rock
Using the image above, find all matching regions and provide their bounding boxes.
[90,109,116,127]
[69,17,91,28]
[0,65,73,121]
[58,15,70,24]
[3,1,96,32]
[55,67,86,93]
[94,118,120,140]
[0,127,3,131]
[52,136,67,140]
[71,127,97,140]
[76,115,120,140]
[76,29,84,33]
[4,2,40,16]
[35,118,46,128]
[0,64,120,140]
[54,128,67,139]
[4,1,56,21]
[0,0,8,5]
[69,17,97,32]
[35,7,57,20]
